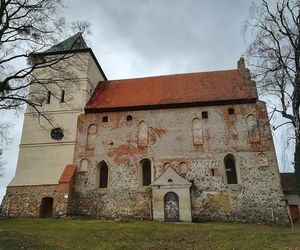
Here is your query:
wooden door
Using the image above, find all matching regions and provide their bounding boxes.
[289,205,300,221]
[39,197,54,218]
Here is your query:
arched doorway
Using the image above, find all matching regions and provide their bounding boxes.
[39,197,54,218]
[164,192,179,222]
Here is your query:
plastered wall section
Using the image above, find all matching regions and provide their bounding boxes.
[9,52,104,186]
[72,101,287,222]
[152,187,191,222]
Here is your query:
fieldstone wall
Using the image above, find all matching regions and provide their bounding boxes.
[1,183,72,217]
[71,101,288,223]
[72,188,152,219]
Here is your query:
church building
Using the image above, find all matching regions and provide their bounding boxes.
[1,34,288,223]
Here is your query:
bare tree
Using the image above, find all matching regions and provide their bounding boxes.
[0,0,90,178]
[0,123,10,177]
[0,0,89,116]
[245,0,300,194]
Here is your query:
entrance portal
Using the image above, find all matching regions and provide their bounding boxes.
[39,197,54,218]
[164,192,179,221]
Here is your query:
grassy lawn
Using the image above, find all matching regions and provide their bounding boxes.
[0,218,299,250]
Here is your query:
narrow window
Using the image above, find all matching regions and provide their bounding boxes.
[126,115,133,121]
[60,90,65,103]
[202,111,208,119]
[228,108,235,115]
[224,155,238,184]
[98,161,108,188]
[210,168,215,176]
[102,116,108,123]
[139,158,151,186]
[47,91,51,104]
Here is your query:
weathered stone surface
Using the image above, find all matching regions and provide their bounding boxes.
[70,101,288,223]
[71,188,152,219]
[0,45,288,224]
[1,183,72,217]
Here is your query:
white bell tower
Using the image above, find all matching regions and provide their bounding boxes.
[9,33,106,187]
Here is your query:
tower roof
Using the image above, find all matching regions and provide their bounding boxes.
[44,32,89,53]
[33,33,108,81]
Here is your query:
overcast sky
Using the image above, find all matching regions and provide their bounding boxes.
[1,0,292,202]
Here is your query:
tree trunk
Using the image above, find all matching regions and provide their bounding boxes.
[295,130,300,195]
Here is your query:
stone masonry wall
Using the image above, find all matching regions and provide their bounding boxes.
[72,101,288,223]
[1,184,72,217]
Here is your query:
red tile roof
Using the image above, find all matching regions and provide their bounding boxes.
[59,164,76,184]
[85,69,256,112]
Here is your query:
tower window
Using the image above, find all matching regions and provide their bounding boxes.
[126,115,133,121]
[202,111,208,119]
[102,116,108,123]
[46,91,51,104]
[60,90,65,103]
[228,108,235,115]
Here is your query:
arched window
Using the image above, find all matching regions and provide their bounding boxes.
[139,158,152,186]
[163,162,171,171]
[60,90,65,103]
[79,158,89,172]
[97,161,108,188]
[46,91,51,104]
[224,154,238,184]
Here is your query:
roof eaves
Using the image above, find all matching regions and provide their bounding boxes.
[85,98,257,113]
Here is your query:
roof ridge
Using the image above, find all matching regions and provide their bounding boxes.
[44,32,89,53]
[99,69,240,83]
